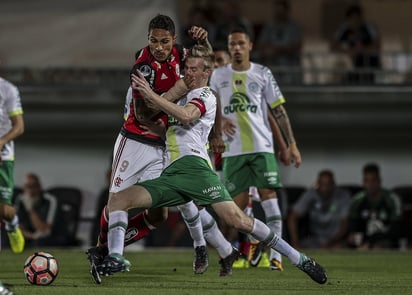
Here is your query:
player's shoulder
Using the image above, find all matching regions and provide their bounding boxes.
[0,77,19,95]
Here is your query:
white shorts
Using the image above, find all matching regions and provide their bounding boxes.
[109,133,166,193]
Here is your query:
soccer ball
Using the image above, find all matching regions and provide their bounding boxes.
[23,252,59,286]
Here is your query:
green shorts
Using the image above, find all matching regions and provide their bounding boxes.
[0,160,15,205]
[140,156,233,208]
[223,152,282,197]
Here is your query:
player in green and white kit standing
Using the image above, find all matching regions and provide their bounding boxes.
[0,76,25,253]
[209,27,302,271]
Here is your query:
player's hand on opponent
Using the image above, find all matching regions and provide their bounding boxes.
[188,26,208,41]
[131,71,156,101]
[139,119,166,140]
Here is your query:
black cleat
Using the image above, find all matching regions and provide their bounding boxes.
[86,245,108,284]
[296,254,327,284]
[97,253,131,276]
[219,247,240,276]
[193,245,209,274]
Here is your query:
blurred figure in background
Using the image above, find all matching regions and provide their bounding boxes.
[256,0,302,84]
[330,4,381,84]
[213,0,254,48]
[288,170,351,249]
[347,163,402,249]
[0,75,25,254]
[15,173,64,247]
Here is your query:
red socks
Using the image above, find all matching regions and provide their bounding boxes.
[98,207,152,247]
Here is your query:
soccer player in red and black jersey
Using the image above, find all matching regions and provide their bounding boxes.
[87,14,233,283]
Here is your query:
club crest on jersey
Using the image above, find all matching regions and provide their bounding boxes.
[248,82,259,93]
[223,92,257,115]
[139,64,152,77]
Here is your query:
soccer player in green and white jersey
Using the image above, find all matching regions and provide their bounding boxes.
[209,27,301,271]
[0,76,25,253]
[98,44,326,285]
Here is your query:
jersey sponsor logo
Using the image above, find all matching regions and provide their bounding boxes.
[124,227,138,242]
[161,73,168,80]
[223,92,257,114]
[139,64,152,77]
[202,185,223,195]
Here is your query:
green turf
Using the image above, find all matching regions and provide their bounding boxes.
[0,247,411,295]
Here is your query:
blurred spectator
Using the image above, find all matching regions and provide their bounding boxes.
[180,6,217,48]
[15,173,66,247]
[256,0,302,84]
[213,0,254,48]
[330,4,381,84]
[288,169,351,249]
[213,46,231,68]
[347,163,402,249]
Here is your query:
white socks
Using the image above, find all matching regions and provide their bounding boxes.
[261,198,283,261]
[200,209,232,258]
[4,215,19,232]
[177,202,206,248]
[108,210,128,255]
[250,218,300,265]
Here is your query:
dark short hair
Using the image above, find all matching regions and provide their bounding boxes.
[318,169,335,183]
[229,26,254,42]
[345,4,363,18]
[363,163,380,176]
[148,14,176,36]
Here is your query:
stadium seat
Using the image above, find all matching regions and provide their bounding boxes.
[47,186,83,246]
[338,184,363,198]
[392,185,412,243]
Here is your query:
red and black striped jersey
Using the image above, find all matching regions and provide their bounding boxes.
[122,44,187,146]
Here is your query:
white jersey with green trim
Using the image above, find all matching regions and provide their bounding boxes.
[165,86,216,168]
[209,62,285,158]
[0,77,23,161]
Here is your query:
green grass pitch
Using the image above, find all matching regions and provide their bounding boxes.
[1,247,411,295]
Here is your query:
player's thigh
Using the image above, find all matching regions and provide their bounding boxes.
[223,154,254,197]
[142,156,232,208]
[249,152,282,189]
[110,135,165,193]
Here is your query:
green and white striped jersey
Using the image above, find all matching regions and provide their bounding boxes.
[165,86,216,167]
[210,63,285,157]
[0,77,23,161]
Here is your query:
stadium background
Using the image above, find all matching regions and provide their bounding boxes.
[0,0,411,246]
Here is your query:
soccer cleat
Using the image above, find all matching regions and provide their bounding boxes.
[219,247,240,276]
[248,241,264,267]
[97,253,131,276]
[86,245,108,284]
[0,281,14,295]
[269,257,284,271]
[193,245,209,274]
[232,257,250,268]
[296,254,327,284]
[7,228,24,254]
[257,252,271,268]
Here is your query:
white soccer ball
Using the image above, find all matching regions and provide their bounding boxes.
[23,251,59,286]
